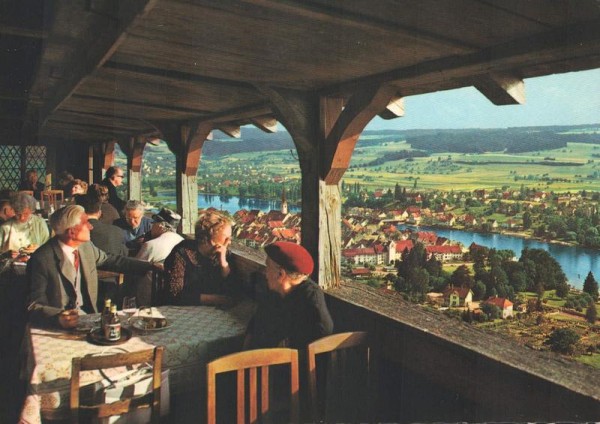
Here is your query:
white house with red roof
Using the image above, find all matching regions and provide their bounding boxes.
[442,286,473,308]
[426,245,463,262]
[483,296,514,319]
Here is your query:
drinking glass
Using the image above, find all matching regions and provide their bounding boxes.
[122,296,137,324]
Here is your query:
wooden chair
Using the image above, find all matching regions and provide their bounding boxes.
[207,348,299,424]
[307,331,373,423]
[41,189,64,210]
[70,346,164,424]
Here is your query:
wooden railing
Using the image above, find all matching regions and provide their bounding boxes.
[229,244,600,422]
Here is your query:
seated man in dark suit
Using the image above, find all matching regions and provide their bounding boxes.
[26,205,161,329]
[99,166,126,213]
[75,194,128,307]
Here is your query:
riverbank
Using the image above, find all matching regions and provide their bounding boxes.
[422,222,583,249]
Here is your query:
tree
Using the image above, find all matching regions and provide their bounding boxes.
[450,265,474,288]
[480,303,501,320]
[547,328,580,354]
[583,271,599,301]
[585,300,597,324]
[523,211,532,230]
[555,281,569,298]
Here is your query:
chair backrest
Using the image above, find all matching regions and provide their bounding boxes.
[207,348,299,424]
[41,189,64,210]
[70,346,164,424]
[307,331,372,423]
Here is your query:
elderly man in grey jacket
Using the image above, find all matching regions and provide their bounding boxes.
[26,205,161,329]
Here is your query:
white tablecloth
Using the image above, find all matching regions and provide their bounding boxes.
[20,301,255,423]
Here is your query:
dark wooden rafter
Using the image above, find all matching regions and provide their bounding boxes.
[321,19,600,97]
[35,0,160,126]
[322,83,398,184]
[70,93,211,115]
[0,24,47,39]
[197,102,273,125]
[103,60,255,90]
[241,0,478,51]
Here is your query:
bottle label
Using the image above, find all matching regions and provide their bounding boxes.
[105,323,121,341]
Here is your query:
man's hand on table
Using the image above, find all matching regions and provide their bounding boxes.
[151,261,164,271]
[58,309,79,329]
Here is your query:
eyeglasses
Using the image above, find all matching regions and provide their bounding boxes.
[115,175,124,178]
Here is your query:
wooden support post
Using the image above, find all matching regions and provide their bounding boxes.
[45,143,57,189]
[119,137,146,201]
[259,84,396,289]
[160,122,212,235]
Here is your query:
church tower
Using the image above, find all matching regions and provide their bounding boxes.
[281,186,288,215]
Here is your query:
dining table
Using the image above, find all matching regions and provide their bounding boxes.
[19,300,256,423]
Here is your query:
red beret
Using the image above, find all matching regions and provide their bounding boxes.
[265,242,314,275]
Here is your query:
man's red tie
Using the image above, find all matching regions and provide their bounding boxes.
[73,249,80,273]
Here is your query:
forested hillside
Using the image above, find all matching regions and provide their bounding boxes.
[202,124,600,157]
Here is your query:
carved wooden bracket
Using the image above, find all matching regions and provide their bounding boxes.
[97,139,116,170]
[181,122,213,176]
[129,136,147,173]
[157,121,213,177]
[322,84,397,184]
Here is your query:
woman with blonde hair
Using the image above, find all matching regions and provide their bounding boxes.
[162,210,238,306]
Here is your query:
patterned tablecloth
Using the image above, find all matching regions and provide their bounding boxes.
[20,301,256,423]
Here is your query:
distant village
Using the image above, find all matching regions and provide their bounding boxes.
[229,185,600,324]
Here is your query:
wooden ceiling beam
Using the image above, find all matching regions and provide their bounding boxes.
[36,0,160,126]
[474,73,525,105]
[45,119,138,135]
[241,0,477,51]
[0,24,47,39]
[197,102,273,125]
[70,93,211,115]
[321,19,600,98]
[103,61,255,90]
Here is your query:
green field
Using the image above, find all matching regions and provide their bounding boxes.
[342,141,600,192]
[119,134,600,195]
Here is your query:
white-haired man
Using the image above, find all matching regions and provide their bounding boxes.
[27,205,161,329]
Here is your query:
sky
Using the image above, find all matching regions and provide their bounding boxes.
[365,68,600,131]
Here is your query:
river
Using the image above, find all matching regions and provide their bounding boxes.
[160,193,301,215]
[398,225,598,290]
[159,192,596,289]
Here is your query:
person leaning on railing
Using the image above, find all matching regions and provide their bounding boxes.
[243,241,333,350]
[161,210,239,306]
